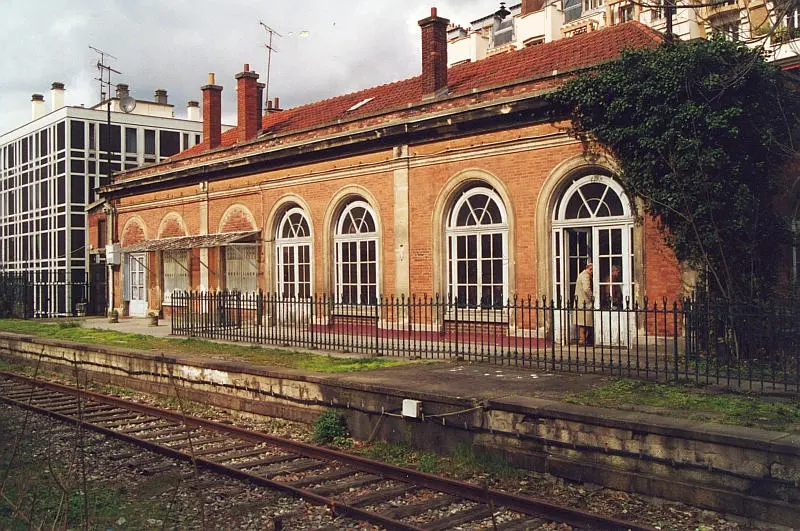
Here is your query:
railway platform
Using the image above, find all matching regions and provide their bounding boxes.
[0,317,797,528]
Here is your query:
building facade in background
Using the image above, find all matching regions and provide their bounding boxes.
[0,83,205,316]
[447,0,799,69]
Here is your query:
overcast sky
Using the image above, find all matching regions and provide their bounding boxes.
[0,0,493,134]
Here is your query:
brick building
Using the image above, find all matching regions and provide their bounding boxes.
[96,13,684,345]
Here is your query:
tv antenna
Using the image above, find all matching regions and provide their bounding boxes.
[259,21,281,106]
[89,45,122,102]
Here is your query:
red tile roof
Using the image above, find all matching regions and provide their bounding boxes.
[174,22,662,160]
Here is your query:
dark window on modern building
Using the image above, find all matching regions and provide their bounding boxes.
[40,130,48,156]
[144,129,156,154]
[125,127,137,153]
[159,131,180,157]
[70,120,85,149]
[99,124,121,152]
[56,121,65,151]
[71,175,85,204]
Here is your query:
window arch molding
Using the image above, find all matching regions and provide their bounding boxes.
[535,153,644,303]
[120,216,149,247]
[431,169,515,299]
[157,212,188,239]
[217,203,257,233]
[323,185,383,300]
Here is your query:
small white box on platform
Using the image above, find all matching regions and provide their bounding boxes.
[402,399,422,418]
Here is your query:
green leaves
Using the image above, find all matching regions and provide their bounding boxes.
[549,39,800,300]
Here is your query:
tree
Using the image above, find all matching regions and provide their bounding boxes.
[548,37,800,302]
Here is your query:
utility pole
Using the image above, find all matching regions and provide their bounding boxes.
[259,21,281,107]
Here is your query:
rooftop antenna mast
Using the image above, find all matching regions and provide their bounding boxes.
[89,45,122,188]
[259,21,281,107]
[89,45,121,103]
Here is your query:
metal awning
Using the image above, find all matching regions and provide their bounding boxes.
[120,230,260,253]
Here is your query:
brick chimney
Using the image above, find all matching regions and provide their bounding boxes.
[201,73,223,149]
[257,82,265,121]
[235,63,260,143]
[418,7,449,99]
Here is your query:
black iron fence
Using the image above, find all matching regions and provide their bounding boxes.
[171,291,799,393]
[0,272,94,318]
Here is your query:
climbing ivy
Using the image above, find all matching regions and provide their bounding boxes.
[548,38,800,301]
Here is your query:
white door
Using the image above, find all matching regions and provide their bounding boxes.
[127,253,148,317]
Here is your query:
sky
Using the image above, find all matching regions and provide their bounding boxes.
[0,0,493,134]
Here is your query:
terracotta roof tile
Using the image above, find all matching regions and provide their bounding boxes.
[168,22,662,160]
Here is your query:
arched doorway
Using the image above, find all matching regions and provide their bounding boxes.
[552,175,634,345]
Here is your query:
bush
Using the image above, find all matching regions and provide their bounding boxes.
[312,409,349,444]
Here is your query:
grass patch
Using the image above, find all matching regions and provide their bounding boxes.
[0,319,408,373]
[566,379,800,432]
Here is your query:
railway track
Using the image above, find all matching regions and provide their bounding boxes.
[0,371,653,530]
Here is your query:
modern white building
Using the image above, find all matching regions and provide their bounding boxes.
[0,82,206,316]
[448,1,799,68]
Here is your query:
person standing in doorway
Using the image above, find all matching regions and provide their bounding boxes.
[575,261,594,346]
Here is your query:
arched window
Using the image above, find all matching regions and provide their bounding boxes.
[446,185,508,307]
[334,200,378,304]
[275,207,312,298]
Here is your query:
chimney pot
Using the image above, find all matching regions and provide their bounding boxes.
[235,65,260,142]
[115,83,130,99]
[418,8,450,98]
[154,89,168,105]
[50,82,65,112]
[31,94,46,120]
[201,74,223,149]
[187,100,201,121]
[273,97,279,109]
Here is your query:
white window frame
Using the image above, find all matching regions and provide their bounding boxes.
[162,250,189,305]
[551,175,634,306]
[334,200,379,305]
[225,244,259,293]
[275,207,313,299]
[446,186,509,308]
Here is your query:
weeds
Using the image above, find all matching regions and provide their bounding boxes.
[566,379,800,432]
[312,409,349,444]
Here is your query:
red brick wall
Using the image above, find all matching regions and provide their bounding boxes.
[111,121,684,309]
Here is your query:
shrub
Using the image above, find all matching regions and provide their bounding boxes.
[312,409,349,444]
